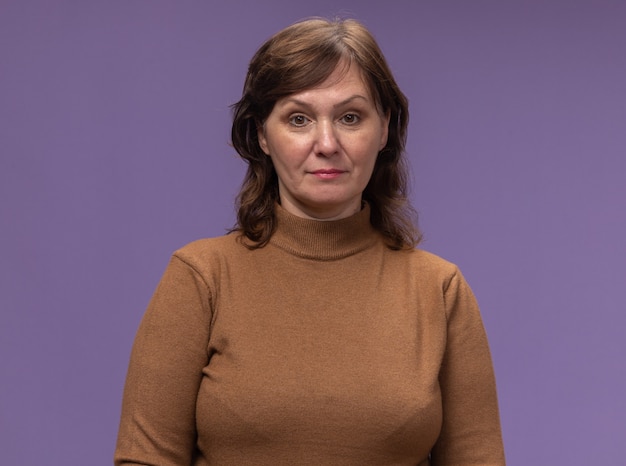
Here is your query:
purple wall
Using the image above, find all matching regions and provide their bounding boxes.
[1,1,624,464]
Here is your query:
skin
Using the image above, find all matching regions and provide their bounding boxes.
[258,62,390,221]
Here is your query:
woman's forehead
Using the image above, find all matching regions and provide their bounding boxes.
[277,63,375,106]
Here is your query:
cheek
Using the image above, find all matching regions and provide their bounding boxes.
[273,138,310,163]
[358,138,383,167]
[359,145,381,182]
[364,156,378,181]
[257,122,272,155]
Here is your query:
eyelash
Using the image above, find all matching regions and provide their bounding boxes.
[287,113,361,127]
[340,113,360,125]
[288,115,310,127]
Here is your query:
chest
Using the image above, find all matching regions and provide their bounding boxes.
[194,251,447,462]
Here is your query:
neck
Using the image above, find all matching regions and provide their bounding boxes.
[277,196,363,222]
[269,202,379,261]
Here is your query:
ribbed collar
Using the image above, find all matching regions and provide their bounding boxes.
[270,203,379,261]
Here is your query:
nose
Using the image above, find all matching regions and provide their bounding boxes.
[313,120,339,157]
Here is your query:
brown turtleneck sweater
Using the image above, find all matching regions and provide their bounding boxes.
[114,205,505,465]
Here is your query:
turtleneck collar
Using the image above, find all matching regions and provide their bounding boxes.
[269,203,379,261]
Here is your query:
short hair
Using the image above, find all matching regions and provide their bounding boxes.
[231,17,420,249]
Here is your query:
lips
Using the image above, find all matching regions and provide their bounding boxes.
[311,169,345,175]
[310,168,346,179]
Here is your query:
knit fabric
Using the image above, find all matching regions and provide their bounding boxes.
[115,204,505,465]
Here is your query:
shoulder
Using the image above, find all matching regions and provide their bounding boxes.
[174,233,240,259]
[394,247,478,302]
[167,232,247,278]
[402,248,461,284]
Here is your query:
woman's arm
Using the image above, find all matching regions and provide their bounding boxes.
[431,269,506,465]
[114,255,212,465]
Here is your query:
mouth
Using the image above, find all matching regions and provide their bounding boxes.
[310,169,346,179]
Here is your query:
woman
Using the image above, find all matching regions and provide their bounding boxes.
[115,18,505,465]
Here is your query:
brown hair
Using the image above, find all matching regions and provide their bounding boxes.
[231,17,420,249]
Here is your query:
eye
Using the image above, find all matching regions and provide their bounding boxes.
[288,114,310,127]
[340,113,360,125]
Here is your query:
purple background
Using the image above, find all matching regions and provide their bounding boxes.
[1,1,625,464]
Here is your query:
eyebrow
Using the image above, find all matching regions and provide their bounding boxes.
[281,94,370,109]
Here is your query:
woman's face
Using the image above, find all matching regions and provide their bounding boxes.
[258,63,390,221]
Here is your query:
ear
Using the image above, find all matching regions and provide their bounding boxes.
[257,125,270,155]
[380,110,391,150]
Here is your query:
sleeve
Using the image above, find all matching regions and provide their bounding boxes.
[114,254,213,466]
[430,268,506,465]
